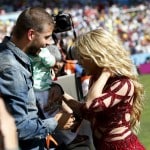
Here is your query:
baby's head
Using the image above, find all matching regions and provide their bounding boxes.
[47,45,62,62]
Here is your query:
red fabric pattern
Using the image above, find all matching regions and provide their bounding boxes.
[81,76,145,150]
[98,133,145,150]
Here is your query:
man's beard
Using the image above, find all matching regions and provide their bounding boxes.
[26,45,40,56]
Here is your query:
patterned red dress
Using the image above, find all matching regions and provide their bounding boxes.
[81,76,145,150]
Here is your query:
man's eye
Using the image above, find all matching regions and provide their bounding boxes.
[45,35,52,40]
[45,36,50,39]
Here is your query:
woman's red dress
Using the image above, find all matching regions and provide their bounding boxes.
[81,76,145,150]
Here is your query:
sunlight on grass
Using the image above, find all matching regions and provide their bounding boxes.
[138,74,150,149]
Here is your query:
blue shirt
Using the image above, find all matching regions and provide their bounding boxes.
[0,39,57,144]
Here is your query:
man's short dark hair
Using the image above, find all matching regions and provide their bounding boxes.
[13,7,54,39]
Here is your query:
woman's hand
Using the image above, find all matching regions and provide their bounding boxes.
[86,68,111,108]
[54,111,76,130]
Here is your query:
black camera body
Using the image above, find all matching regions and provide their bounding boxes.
[53,11,72,33]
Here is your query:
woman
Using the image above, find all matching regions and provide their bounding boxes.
[64,28,145,150]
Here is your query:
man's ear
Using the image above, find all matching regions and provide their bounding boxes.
[27,29,35,41]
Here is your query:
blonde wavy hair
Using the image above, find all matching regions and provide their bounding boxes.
[74,28,144,133]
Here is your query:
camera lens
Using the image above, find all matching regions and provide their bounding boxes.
[54,13,72,33]
[57,17,69,29]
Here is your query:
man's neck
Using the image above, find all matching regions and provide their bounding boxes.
[11,36,27,52]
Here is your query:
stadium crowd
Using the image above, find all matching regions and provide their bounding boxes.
[0,1,150,56]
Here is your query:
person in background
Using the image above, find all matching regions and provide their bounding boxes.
[0,96,19,150]
[53,43,91,99]
[65,45,91,98]
[64,28,145,150]
[0,7,75,150]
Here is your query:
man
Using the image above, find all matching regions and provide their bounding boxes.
[0,7,74,150]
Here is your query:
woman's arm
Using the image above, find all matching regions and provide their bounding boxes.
[85,70,111,108]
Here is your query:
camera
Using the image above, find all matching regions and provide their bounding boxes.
[52,11,77,45]
[53,11,73,33]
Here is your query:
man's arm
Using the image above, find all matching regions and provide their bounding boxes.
[0,67,57,140]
